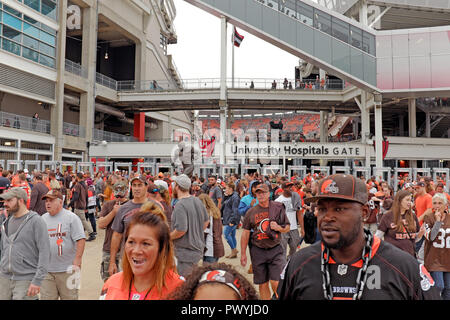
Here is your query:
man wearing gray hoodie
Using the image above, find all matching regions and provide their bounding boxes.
[0,187,50,300]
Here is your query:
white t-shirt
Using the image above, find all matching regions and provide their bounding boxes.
[204,216,214,257]
[42,209,86,273]
[275,195,297,230]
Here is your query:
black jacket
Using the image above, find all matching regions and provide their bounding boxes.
[221,192,241,226]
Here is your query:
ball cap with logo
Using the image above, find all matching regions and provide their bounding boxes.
[304,174,368,205]
[42,189,64,200]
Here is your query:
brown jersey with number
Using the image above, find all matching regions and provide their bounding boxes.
[423,212,450,272]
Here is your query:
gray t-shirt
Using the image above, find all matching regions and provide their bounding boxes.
[208,185,223,207]
[7,213,29,237]
[171,196,209,263]
[42,209,86,273]
[111,201,145,234]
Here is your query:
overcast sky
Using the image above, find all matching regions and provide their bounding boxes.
[169,0,300,81]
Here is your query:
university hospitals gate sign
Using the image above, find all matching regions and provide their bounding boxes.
[226,143,366,159]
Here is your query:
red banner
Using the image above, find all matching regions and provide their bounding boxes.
[199,138,216,157]
[373,137,390,160]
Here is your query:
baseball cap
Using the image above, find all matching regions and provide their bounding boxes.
[113,181,128,195]
[254,183,269,193]
[0,187,28,202]
[42,189,63,201]
[304,174,368,205]
[174,174,191,190]
[282,182,294,189]
[153,179,169,191]
[158,172,164,178]
[130,175,147,185]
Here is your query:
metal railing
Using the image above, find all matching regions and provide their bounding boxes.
[0,111,50,134]
[117,78,346,92]
[96,72,118,90]
[93,129,138,142]
[63,122,85,138]
[65,59,88,78]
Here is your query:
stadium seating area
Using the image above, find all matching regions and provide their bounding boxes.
[200,113,322,141]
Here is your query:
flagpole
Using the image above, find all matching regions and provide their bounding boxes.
[232,27,235,89]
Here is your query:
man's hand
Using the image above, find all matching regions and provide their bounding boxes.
[240,253,247,267]
[270,221,281,232]
[27,284,40,297]
[250,199,257,207]
[108,261,118,276]
[72,257,82,269]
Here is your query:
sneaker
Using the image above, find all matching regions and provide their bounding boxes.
[86,234,96,242]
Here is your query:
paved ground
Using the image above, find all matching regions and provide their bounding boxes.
[79,226,308,300]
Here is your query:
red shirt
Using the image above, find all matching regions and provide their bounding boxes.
[100,270,183,300]
[415,193,433,223]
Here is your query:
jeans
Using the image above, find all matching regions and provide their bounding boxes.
[203,256,219,264]
[430,271,450,300]
[85,212,97,233]
[223,225,237,250]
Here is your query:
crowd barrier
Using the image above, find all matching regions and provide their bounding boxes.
[2,160,449,189]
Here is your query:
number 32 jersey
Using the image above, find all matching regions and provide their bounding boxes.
[423,213,450,272]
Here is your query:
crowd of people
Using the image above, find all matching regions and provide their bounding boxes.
[0,166,448,300]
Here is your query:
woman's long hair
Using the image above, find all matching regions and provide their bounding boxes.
[391,190,416,233]
[121,201,176,295]
[198,193,221,219]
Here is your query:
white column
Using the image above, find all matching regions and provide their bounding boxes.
[359,91,371,166]
[374,93,383,168]
[52,0,68,161]
[359,0,368,25]
[320,111,328,166]
[408,98,416,138]
[219,16,228,165]
[425,112,431,138]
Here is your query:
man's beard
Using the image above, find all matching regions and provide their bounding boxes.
[321,215,363,250]
[6,202,20,215]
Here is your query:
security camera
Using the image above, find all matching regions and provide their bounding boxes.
[101,140,107,146]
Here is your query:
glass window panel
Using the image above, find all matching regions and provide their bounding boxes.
[362,31,375,56]
[298,2,313,26]
[24,0,40,12]
[2,38,21,56]
[3,13,22,31]
[332,17,349,44]
[40,23,56,35]
[39,54,55,68]
[23,22,40,38]
[23,34,39,50]
[2,25,21,43]
[39,31,55,46]
[24,15,41,28]
[41,0,57,20]
[350,26,362,50]
[39,41,55,57]
[3,5,22,18]
[314,9,331,35]
[23,46,39,62]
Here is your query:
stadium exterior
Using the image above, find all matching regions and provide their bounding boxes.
[0,0,450,180]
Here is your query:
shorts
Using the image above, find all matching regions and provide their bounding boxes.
[249,244,286,285]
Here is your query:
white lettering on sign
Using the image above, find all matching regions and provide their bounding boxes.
[67,5,81,30]
[227,143,365,159]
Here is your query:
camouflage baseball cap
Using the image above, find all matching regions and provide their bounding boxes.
[304,174,368,205]
[113,181,128,195]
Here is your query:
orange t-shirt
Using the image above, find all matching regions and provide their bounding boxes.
[415,193,433,222]
[100,270,184,300]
